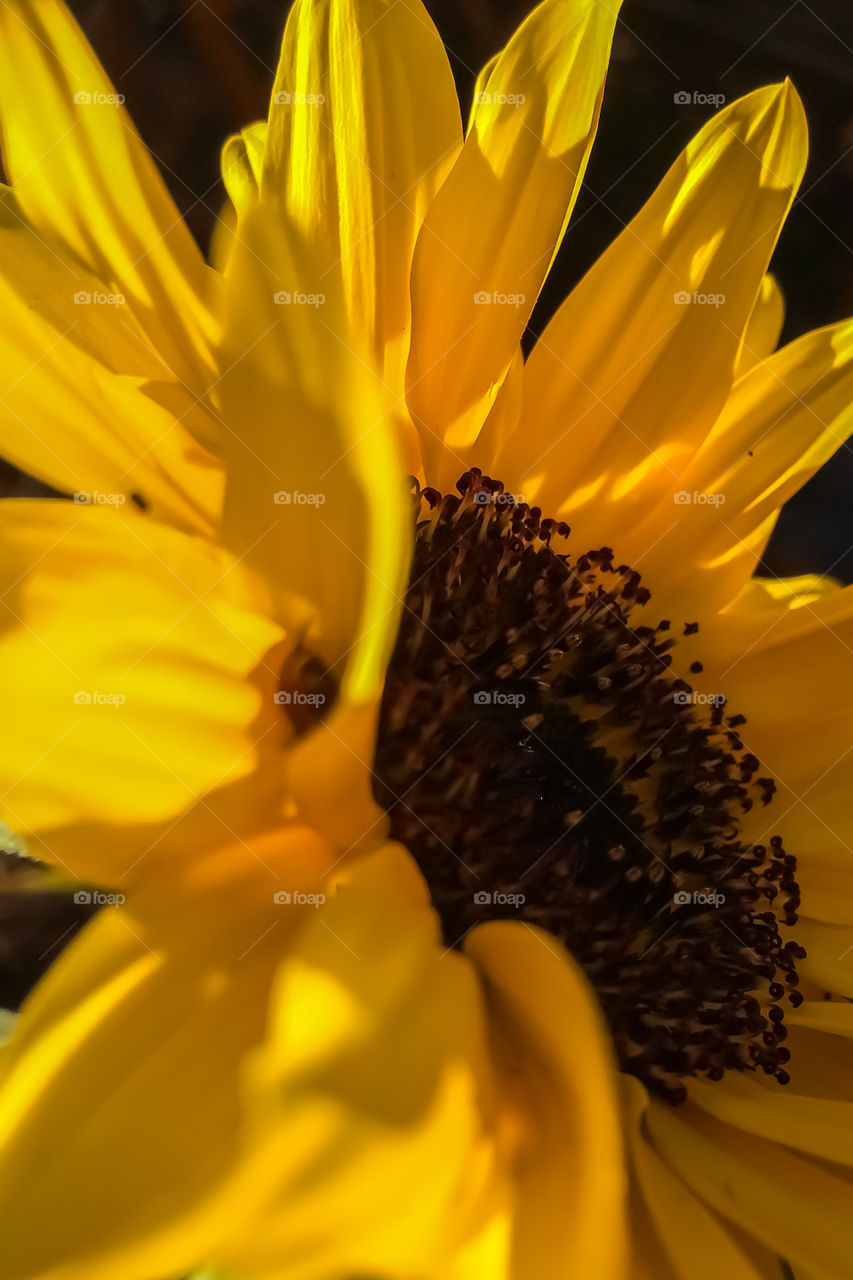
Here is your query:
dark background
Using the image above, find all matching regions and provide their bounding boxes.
[58,0,853,582]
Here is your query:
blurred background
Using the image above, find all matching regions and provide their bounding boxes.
[62,0,853,582]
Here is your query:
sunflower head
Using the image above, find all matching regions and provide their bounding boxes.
[0,2,852,1279]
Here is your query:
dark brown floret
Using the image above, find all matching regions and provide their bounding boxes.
[372,470,804,1104]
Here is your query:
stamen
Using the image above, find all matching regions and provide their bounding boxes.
[373,470,804,1104]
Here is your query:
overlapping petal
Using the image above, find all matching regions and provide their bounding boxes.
[261,0,462,382]
[466,923,627,1280]
[0,501,291,884]
[0,208,223,536]
[0,0,218,391]
[735,273,785,377]
[632,317,853,618]
[494,82,807,553]
[407,0,623,488]
[217,845,512,1280]
[0,829,330,1280]
[688,576,853,924]
[646,1098,853,1280]
[623,1078,769,1280]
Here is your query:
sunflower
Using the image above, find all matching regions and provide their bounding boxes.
[1,0,852,1278]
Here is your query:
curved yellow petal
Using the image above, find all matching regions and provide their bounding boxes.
[262,0,461,383]
[0,213,223,533]
[688,1071,853,1168]
[496,82,807,549]
[217,204,410,689]
[686,581,853,898]
[794,919,853,995]
[218,845,509,1280]
[221,121,268,217]
[0,0,217,390]
[218,204,416,857]
[636,316,853,618]
[466,921,627,1280]
[214,122,269,273]
[735,273,785,377]
[0,501,291,884]
[646,1098,853,1280]
[407,0,622,491]
[0,829,331,1280]
[623,1077,768,1280]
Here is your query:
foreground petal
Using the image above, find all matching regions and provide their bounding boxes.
[0,501,290,884]
[496,83,807,548]
[0,0,217,390]
[218,205,411,693]
[407,0,622,490]
[0,830,330,1280]
[218,845,511,1280]
[466,921,628,1280]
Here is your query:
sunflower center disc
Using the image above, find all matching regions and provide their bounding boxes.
[372,470,805,1103]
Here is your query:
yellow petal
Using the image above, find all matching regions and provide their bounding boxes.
[262,0,461,382]
[688,580,853,901]
[793,919,853,995]
[623,1076,768,1280]
[217,204,411,695]
[735,273,785,377]
[0,212,223,534]
[218,205,416,857]
[214,122,269,273]
[777,1022,853,1102]
[0,500,291,884]
[0,830,330,1280]
[496,83,807,549]
[221,121,268,217]
[688,1071,853,1168]
[218,845,509,1280]
[646,1097,853,1280]
[637,316,853,618]
[466,921,627,1280]
[407,0,622,491]
[0,0,217,390]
